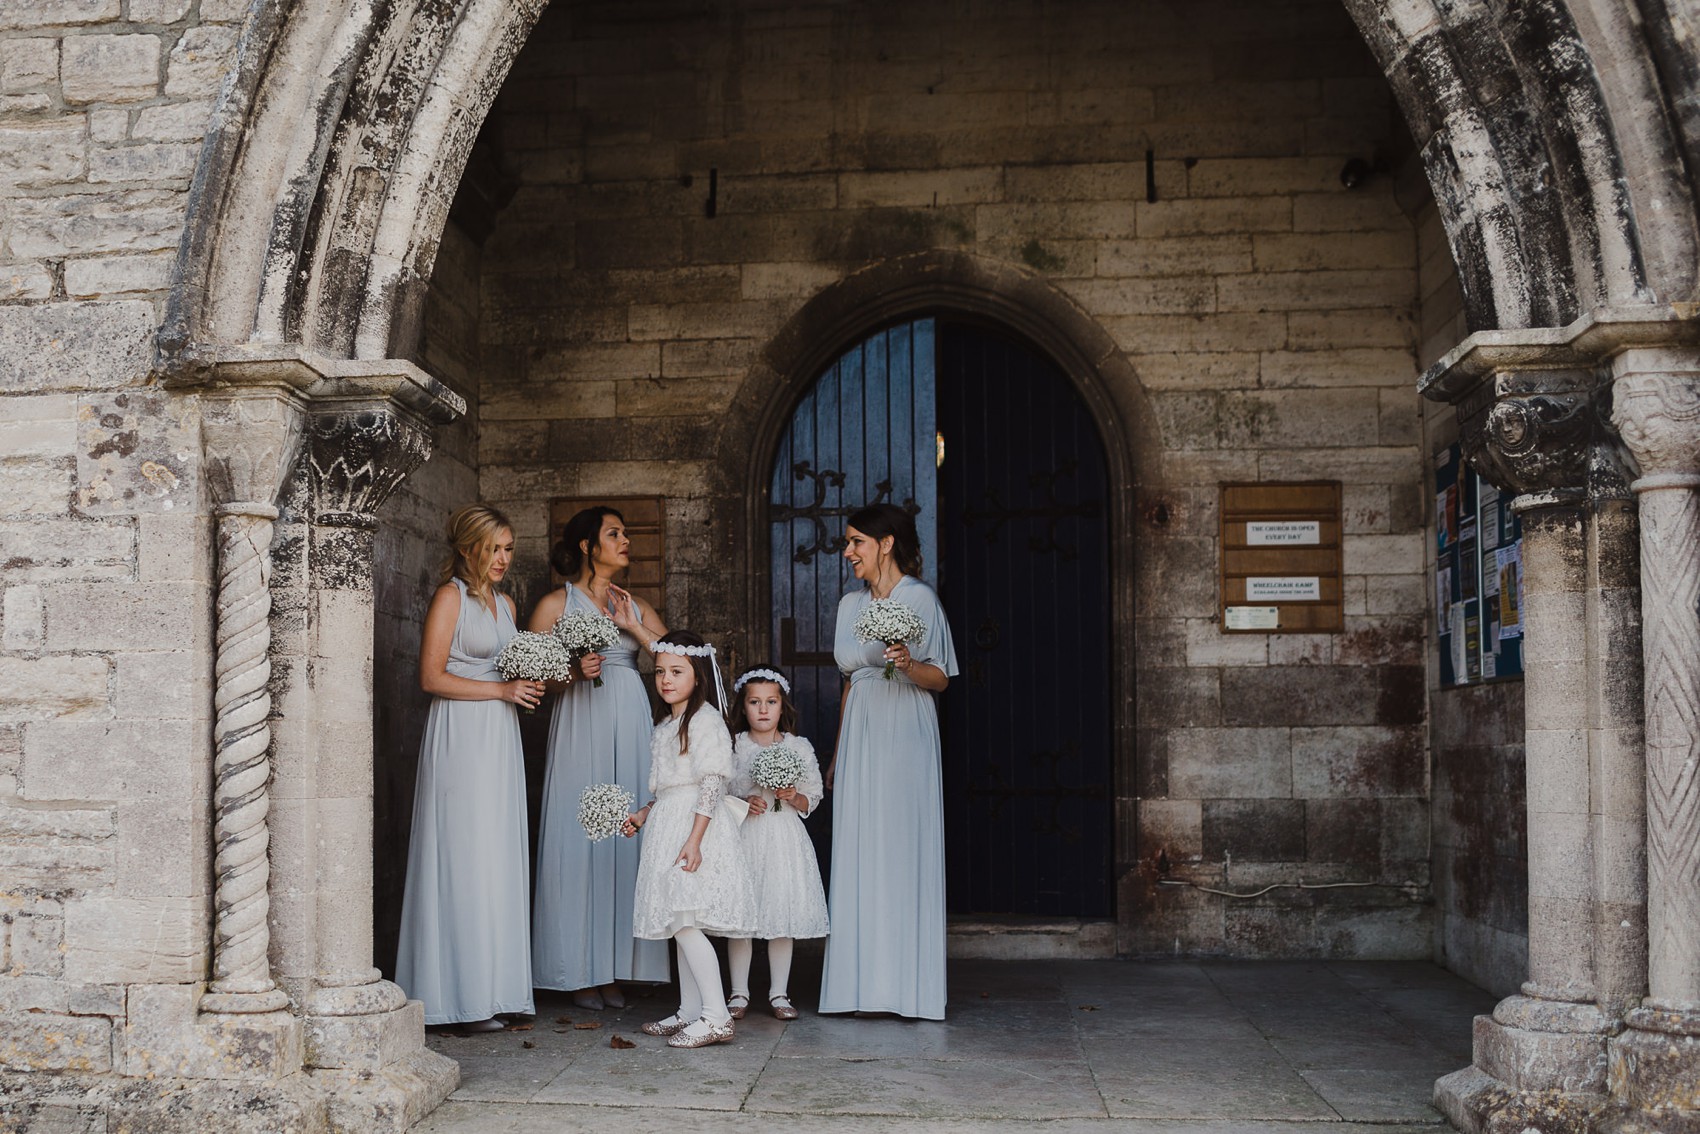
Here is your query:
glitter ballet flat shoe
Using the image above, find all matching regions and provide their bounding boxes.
[640,1013,689,1037]
[769,995,799,1021]
[667,1017,735,1048]
[726,993,749,1020]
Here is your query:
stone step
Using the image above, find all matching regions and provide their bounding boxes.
[945,917,1117,960]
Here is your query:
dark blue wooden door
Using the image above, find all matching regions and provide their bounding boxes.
[936,323,1113,918]
[769,320,937,886]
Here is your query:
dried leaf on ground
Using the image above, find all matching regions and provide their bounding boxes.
[610,1034,636,1049]
[509,1023,533,1032]
[574,1020,603,1030]
[554,1016,573,1025]
[521,1040,535,1049]
[1078,1005,1098,1011]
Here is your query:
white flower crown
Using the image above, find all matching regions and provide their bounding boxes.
[648,638,726,708]
[734,668,790,694]
[647,640,716,658]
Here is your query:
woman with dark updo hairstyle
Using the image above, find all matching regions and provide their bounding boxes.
[528,506,671,1009]
[818,502,958,1020]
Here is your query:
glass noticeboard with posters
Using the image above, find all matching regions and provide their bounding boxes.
[1435,443,1524,686]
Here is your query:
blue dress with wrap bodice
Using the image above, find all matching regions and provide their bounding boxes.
[532,585,671,989]
[818,575,959,1020]
[395,577,535,1024]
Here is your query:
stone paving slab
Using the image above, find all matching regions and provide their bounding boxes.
[416,958,1494,1131]
[421,1104,1450,1133]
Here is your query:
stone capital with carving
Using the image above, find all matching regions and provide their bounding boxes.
[307,402,436,527]
[1458,370,1602,502]
[201,383,310,516]
[1611,347,1700,491]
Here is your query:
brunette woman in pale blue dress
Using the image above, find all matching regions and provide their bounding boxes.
[819,503,959,1020]
[528,506,671,1010]
[396,504,543,1031]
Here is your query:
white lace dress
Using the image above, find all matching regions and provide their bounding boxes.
[730,733,830,940]
[631,709,757,940]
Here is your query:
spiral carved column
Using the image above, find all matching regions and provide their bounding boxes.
[200,387,307,1015]
[1609,348,1700,1123]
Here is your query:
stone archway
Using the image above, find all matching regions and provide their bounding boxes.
[154,2,1700,1130]
[718,250,1155,936]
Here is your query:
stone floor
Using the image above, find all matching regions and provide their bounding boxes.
[416,957,1493,1133]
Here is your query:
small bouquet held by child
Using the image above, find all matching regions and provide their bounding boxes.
[552,609,622,687]
[853,598,928,679]
[495,631,575,711]
[578,783,635,841]
[748,742,808,811]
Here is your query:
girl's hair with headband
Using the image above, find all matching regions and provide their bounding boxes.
[652,630,720,754]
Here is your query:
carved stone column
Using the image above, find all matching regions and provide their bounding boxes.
[296,373,462,1132]
[1424,356,1633,1130]
[1608,346,1700,1125]
[303,402,432,1026]
[200,384,308,1017]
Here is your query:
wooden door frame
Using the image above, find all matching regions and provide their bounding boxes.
[719,250,1160,928]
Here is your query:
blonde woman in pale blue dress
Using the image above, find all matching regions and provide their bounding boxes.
[529,506,671,1010]
[396,504,543,1032]
[820,503,959,1020]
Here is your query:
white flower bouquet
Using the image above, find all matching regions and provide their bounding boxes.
[552,609,621,687]
[750,742,807,811]
[495,631,574,711]
[578,783,635,841]
[853,598,927,680]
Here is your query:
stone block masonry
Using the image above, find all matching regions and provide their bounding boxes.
[0,2,252,1124]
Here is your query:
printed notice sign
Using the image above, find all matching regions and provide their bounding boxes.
[1245,576,1321,601]
[1246,521,1321,546]
[1225,606,1280,630]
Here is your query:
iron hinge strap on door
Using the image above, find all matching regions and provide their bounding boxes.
[771,462,921,565]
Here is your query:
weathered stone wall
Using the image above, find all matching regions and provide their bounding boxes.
[0,0,244,1091]
[1413,192,1530,997]
[467,0,1432,958]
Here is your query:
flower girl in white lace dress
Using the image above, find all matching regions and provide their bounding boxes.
[621,631,755,1048]
[725,664,829,1022]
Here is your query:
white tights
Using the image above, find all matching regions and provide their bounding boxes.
[674,927,730,1026]
[727,936,795,1001]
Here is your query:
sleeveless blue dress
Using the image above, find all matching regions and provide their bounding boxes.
[395,578,534,1024]
[819,575,959,1019]
[532,585,671,989]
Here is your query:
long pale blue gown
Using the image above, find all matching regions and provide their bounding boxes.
[819,575,959,1019]
[395,578,535,1025]
[532,585,671,990]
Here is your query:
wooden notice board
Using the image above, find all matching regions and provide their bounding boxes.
[1218,482,1343,633]
[548,496,667,618]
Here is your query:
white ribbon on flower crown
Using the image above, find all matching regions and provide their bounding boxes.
[648,638,727,712]
[732,667,790,695]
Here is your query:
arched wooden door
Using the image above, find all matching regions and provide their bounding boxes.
[768,317,1112,917]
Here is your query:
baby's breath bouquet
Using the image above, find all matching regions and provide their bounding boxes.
[552,609,621,687]
[853,599,927,680]
[495,631,574,712]
[579,783,635,841]
[749,742,807,813]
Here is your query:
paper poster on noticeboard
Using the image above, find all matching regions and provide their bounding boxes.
[1497,544,1522,639]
